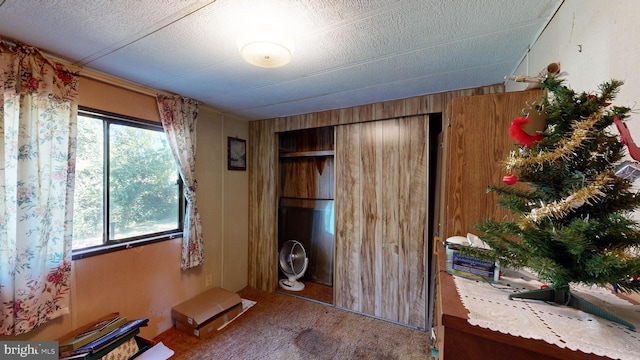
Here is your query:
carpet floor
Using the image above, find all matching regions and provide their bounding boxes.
[154,286,431,359]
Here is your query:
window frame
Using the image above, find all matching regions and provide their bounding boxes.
[72,106,184,260]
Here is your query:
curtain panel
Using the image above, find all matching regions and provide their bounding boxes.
[0,41,79,335]
[156,95,204,270]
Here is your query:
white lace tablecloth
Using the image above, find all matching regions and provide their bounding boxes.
[453,269,640,360]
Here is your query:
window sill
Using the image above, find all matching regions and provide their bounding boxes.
[72,232,183,260]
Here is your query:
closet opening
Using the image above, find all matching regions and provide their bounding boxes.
[277,127,335,304]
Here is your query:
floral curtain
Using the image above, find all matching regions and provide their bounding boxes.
[0,42,79,335]
[156,95,204,269]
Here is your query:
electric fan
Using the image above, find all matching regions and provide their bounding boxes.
[278,240,309,291]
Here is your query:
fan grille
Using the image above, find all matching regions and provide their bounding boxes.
[279,240,306,275]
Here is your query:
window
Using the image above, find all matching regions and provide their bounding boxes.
[72,107,183,258]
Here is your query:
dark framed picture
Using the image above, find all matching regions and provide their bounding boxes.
[228,137,247,171]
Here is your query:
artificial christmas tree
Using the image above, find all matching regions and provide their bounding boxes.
[467,74,640,330]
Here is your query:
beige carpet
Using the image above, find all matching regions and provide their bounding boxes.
[154,287,430,359]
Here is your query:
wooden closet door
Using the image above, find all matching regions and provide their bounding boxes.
[335,115,428,329]
[444,90,543,240]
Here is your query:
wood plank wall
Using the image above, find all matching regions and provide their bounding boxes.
[248,120,278,290]
[248,84,504,293]
[278,157,335,199]
[279,127,335,199]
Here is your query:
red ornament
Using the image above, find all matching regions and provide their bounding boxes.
[588,94,611,106]
[540,285,549,289]
[503,174,517,185]
[509,117,543,147]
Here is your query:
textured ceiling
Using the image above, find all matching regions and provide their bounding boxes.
[0,0,562,120]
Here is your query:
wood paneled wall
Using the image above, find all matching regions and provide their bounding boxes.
[279,157,334,199]
[248,84,504,293]
[269,85,502,133]
[335,116,428,328]
[279,127,335,199]
[248,120,278,291]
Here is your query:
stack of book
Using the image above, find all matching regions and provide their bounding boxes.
[58,313,149,360]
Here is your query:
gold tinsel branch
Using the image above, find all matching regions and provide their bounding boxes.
[506,110,604,172]
[521,172,615,228]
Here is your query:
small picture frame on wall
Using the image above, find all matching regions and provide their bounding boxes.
[228,137,247,171]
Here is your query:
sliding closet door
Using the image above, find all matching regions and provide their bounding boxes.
[335,115,428,329]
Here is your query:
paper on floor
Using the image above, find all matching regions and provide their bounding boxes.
[217,298,257,330]
[136,341,174,360]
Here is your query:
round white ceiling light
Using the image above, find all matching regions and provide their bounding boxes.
[237,26,294,68]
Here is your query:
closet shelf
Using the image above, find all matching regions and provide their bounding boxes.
[279,150,334,158]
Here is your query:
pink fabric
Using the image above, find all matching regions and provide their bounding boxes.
[0,41,79,335]
[157,95,204,269]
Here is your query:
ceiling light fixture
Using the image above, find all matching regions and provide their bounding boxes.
[237,25,294,68]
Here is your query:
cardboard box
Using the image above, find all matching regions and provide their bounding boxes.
[171,287,243,338]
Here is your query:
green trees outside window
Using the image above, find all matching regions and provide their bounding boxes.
[72,109,182,251]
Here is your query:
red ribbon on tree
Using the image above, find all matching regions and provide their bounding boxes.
[509,117,543,148]
[614,116,640,161]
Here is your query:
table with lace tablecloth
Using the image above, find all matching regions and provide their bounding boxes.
[433,242,640,360]
[452,269,640,360]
